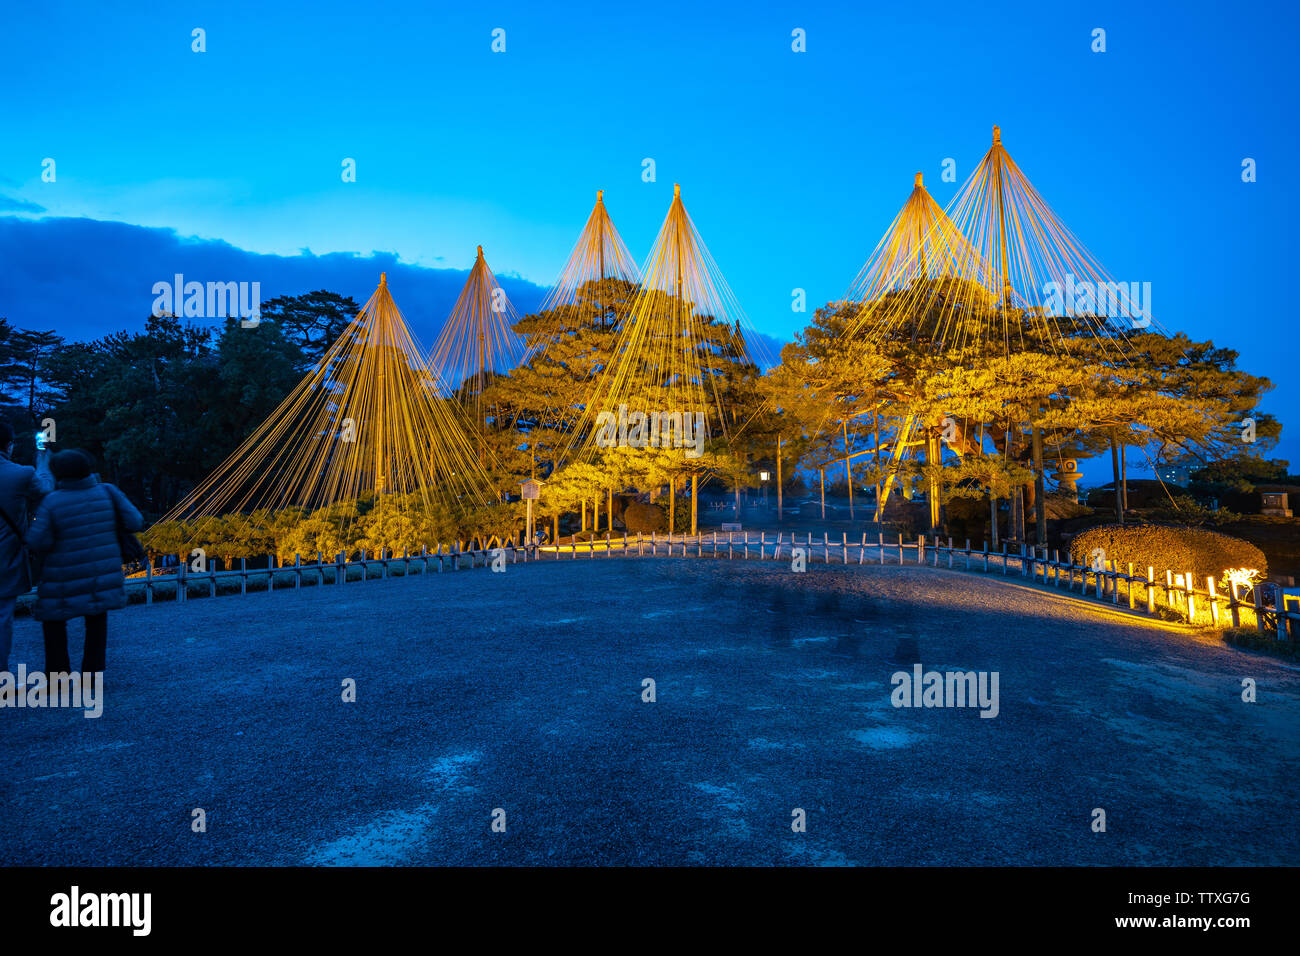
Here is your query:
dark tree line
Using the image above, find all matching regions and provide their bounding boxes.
[0,291,358,518]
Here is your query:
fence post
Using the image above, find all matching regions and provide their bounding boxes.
[1253,584,1265,634]
[965,539,971,571]
[145,558,153,605]
[1228,581,1241,628]
[918,534,925,565]
[1206,576,1220,626]
[294,554,302,590]
[177,560,187,603]
[1275,585,1288,641]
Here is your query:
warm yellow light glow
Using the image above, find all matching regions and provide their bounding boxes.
[1222,567,1262,591]
[162,275,492,530]
[566,183,771,461]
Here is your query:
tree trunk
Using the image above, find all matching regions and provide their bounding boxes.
[843,421,854,521]
[928,432,940,532]
[1007,425,1023,542]
[1120,441,1129,512]
[776,434,783,522]
[874,407,883,522]
[691,475,698,535]
[1032,421,1046,546]
[1109,428,1124,526]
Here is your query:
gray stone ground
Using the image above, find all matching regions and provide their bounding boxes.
[2,556,1297,866]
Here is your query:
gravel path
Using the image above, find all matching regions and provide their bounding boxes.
[2,557,1297,866]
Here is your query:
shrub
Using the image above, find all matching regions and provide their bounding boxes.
[1145,495,1241,527]
[1068,523,1267,580]
[623,501,667,534]
[944,496,989,540]
[1087,479,1169,511]
[1223,626,1299,659]
[1043,493,1091,521]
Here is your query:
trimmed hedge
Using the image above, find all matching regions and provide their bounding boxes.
[1068,523,1267,579]
[622,502,668,534]
[1087,479,1169,511]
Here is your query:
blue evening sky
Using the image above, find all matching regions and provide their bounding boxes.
[1,0,1297,473]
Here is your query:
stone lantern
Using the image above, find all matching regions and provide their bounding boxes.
[1051,458,1083,503]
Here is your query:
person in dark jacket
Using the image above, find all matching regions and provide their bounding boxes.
[25,449,143,683]
[0,419,53,679]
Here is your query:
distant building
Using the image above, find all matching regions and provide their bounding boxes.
[1156,464,1190,487]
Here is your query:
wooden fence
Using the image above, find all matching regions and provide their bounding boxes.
[116,530,1297,641]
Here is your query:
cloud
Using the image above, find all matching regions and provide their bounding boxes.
[0,216,547,344]
[0,195,46,214]
[0,214,788,370]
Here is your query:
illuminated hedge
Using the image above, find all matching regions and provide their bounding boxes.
[1068,524,1267,579]
[622,502,668,535]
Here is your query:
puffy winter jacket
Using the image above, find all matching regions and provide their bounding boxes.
[0,451,53,598]
[25,476,144,621]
